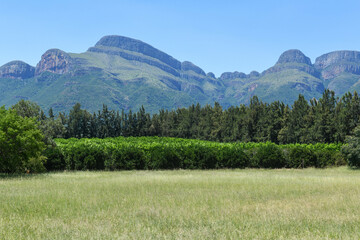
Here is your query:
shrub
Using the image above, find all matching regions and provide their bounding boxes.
[253,143,285,168]
[26,155,47,173]
[315,150,335,168]
[146,145,180,169]
[42,137,343,171]
[342,126,360,168]
[43,147,65,171]
[0,107,45,173]
[217,145,249,168]
[287,146,317,168]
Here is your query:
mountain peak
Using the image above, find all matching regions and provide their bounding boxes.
[0,60,35,79]
[0,61,35,79]
[314,51,360,80]
[181,61,206,76]
[35,49,72,75]
[95,35,146,49]
[94,35,181,70]
[276,49,312,65]
[314,50,360,69]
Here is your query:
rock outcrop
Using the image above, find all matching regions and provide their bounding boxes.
[35,49,72,75]
[181,61,206,76]
[206,72,216,79]
[314,51,360,80]
[264,49,319,77]
[94,35,182,70]
[276,49,312,65]
[88,46,180,77]
[220,71,247,80]
[0,61,35,79]
[249,71,260,78]
[315,51,360,69]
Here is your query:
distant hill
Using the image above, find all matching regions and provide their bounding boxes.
[1,35,360,113]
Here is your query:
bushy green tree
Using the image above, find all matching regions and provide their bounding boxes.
[0,106,46,173]
[341,125,360,168]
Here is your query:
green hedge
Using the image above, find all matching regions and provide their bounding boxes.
[44,137,345,171]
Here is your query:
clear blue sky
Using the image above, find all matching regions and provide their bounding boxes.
[1,0,359,77]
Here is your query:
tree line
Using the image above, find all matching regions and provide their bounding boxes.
[10,89,360,144]
[3,88,360,173]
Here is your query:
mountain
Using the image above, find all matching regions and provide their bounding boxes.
[1,35,360,113]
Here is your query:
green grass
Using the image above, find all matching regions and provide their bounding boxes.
[1,167,360,239]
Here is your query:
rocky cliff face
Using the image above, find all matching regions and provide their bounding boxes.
[181,61,206,76]
[0,61,35,79]
[3,34,360,114]
[276,49,312,65]
[249,71,260,78]
[94,35,182,70]
[263,49,320,77]
[206,72,216,79]
[315,51,360,69]
[220,71,247,80]
[314,51,360,80]
[35,49,72,75]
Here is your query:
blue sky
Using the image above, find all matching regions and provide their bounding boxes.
[1,0,359,77]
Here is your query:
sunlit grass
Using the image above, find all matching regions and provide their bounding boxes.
[1,167,360,239]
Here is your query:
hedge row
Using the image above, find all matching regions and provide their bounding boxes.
[43,137,345,171]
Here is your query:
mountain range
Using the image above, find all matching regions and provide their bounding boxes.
[1,35,360,113]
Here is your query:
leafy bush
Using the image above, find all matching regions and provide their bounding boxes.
[41,137,343,171]
[253,143,285,168]
[217,145,249,169]
[315,150,334,168]
[0,107,45,173]
[287,146,317,168]
[342,126,360,168]
[26,156,47,173]
[44,147,65,171]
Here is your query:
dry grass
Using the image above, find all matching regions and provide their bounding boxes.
[1,167,360,239]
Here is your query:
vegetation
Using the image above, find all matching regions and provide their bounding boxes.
[1,168,360,239]
[2,36,360,115]
[342,125,360,167]
[0,106,45,173]
[38,89,360,145]
[43,137,344,171]
[2,89,360,172]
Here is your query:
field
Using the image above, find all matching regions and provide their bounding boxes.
[1,167,359,239]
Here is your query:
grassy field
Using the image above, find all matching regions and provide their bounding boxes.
[1,167,360,239]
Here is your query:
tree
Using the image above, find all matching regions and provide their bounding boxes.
[279,95,310,143]
[11,100,65,145]
[11,99,42,120]
[0,106,46,173]
[341,125,360,168]
[311,89,337,143]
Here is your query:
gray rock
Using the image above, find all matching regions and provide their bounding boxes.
[314,51,360,79]
[35,49,72,75]
[220,71,247,80]
[277,49,312,65]
[0,61,35,79]
[249,71,260,78]
[207,72,216,78]
[181,61,206,76]
[95,35,182,70]
[314,51,360,69]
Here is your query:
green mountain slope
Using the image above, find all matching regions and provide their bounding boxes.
[1,36,360,112]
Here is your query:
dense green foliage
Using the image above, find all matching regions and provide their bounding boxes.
[44,90,360,145]
[3,89,360,172]
[44,137,344,171]
[342,126,360,167]
[0,106,46,173]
